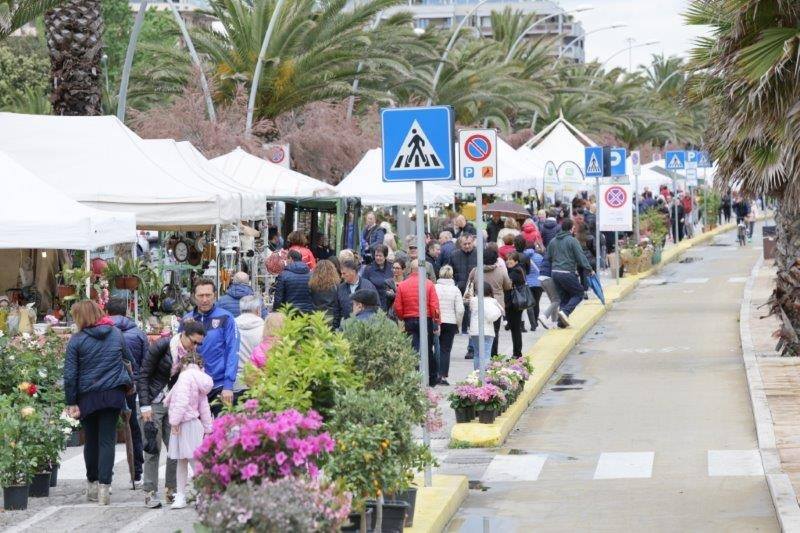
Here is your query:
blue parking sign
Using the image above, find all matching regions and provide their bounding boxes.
[609,147,627,176]
[381,106,454,181]
[584,146,603,178]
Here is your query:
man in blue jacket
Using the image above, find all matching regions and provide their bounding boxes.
[183,278,240,415]
[106,298,148,486]
[273,250,314,313]
[217,271,254,317]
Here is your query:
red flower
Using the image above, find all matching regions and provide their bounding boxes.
[27,383,37,396]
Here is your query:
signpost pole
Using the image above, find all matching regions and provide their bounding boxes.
[415,180,432,488]
[595,177,601,273]
[476,187,486,382]
[672,172,679,246]
[614,231,619,284]
[634,171,640,242]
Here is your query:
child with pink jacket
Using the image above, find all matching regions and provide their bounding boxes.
[164,351,213,509]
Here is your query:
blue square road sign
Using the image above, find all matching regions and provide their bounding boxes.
[584,146,603,178]
[665,150,686,170]
[381,106,454,182]
[609,147,627,176]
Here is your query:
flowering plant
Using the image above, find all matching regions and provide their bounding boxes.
[197,477,351,533]
[425,388,444,433]
[448,384,482,409]
[0,395,39,486]
[473,383,506,412]
[193,404,334,496]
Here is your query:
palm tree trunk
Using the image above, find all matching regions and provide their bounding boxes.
[772,204,800,356]
[45,0,104,116]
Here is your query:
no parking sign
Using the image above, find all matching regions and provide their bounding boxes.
[458,128,497,187]
[599,184,632,232]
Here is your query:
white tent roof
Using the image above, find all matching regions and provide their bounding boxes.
[335,148,454,206]
[447,138,544,195]
[142,140,266,220]
[0,151,136,249]
[520,116,596,174]
[212,147,334,199]
[0,113,243,229]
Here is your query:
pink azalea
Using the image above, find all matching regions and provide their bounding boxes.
[241,463,259,480]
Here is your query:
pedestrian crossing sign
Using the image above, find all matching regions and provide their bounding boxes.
[665,150,686,170]
[584,146,603,178]
[381,106,454,181]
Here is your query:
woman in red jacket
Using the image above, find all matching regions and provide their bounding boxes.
[286,230,316,270]
[393,259,440,386]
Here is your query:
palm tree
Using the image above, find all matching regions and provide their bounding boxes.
[44,0,104,115]
[686,0,800,355]
[0,0,62,41]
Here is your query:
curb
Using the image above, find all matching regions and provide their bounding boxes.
[450,220,741,448]
[405,475,469,533]
[739,257,800,532]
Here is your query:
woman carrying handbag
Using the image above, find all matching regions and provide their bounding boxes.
[505,252,532,359]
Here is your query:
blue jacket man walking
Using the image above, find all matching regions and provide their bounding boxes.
[182,278,240,414]
[217,271,255,317]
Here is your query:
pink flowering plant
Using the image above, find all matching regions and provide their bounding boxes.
[425,388,444,433]
[193,402,334,496]
[448,383,483,409]
[473,383,506,412]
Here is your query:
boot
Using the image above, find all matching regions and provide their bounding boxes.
[86,481,98,502]
[98,484,111,506]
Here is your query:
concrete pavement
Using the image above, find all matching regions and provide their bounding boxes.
[445,226,779,532]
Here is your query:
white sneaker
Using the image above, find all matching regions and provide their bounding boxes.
[171,493,187,509]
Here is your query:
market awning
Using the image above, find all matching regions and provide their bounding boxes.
[0,113,242,229]
[0,151,136,249]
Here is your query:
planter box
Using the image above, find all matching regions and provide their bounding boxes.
[29,472,51,498]
[477,409,497,424]
[3,484,29,510]
[454,406,475,423]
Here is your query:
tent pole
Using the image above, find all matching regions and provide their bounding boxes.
[215,225,221,295]
[132,242,139,324]
[85,250,91,299]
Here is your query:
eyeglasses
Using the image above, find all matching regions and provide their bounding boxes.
[392,266,403,270]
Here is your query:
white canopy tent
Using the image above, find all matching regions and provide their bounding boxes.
[141,139,266,220]
[0,113,242,229]
[0,151,136,249]
[335,148,455,206]
[449,138,545,195]
[212,147,335,199]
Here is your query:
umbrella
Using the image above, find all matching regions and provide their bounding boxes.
[484,201,530,219]
[121,410,136,490]
[587,274,605,305]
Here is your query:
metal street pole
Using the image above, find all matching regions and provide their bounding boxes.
[117,0,149,121]
[672,171,679,246]
[246,0,287,135]
[168,1,216,122]
[634,170,640,242]
[415,181,431,488]
[476,187,486,382]
[346,13,383,120]
[595,177,601,273]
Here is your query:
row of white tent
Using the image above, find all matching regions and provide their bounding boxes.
[0,113,336,250]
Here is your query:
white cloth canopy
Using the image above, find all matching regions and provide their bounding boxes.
[519,116,596,192]
[335,148,455,206]
[0,151,136,249]
[141,140,266,220]
[447,139,544,195]
[0,113,242,229]
[212,147,334,199]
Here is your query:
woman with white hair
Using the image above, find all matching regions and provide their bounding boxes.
[233,295,264,399]
[435,265,464,385]
[380,221,397,261]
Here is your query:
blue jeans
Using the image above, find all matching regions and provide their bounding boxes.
[470,335,494,371]
[552,271,585,316]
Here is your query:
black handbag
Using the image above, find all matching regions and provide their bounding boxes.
[510,284,534,310]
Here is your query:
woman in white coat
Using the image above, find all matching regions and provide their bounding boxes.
[434,265,464,385]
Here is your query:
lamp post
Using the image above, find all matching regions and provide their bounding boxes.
[554,23,627,63]
[656,70,683,92]
[599,40,659,71]
[346,13,383,120]
[504,5,593,63]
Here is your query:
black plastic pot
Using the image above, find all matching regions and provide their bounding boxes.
[377,500,409,533]
[67,430,81,447]
[454,405,475,423]
[478,409,497,424]
[341,507,374,532]
[29,472,51,497]
[49,466,59,488]
[389,488,418,527]
[3,484,29,510]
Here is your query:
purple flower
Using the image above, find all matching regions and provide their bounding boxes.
[241,463,259,480]
[243,399,259,411]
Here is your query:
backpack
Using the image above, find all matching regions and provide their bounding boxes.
[681,195,693,214]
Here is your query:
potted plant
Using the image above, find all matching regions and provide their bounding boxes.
[56,267,93,302]
[448,384,478,423]
[0,398,38,510]
[104,258,144,291]
[474,383,506,424]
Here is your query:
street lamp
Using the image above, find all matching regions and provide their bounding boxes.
[554,23,627,63]
[347,13,384,120]
[504,4,593,63]
[656,70,683,92]
[425,0,490,106]
[600,40,659,71]
[246,0,288,135]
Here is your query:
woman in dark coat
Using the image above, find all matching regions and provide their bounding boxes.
[309,259,340,323]
[504,252,528,359]
[362,244,394,311]
[64,300,135,505]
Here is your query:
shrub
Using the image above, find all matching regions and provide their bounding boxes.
[197,477,351,533]
[243,312,362,417]
[193,406,334,496]
[0,395,39,486]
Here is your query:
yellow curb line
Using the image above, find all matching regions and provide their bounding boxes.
[405,475,469,533]
[450,219,752,449]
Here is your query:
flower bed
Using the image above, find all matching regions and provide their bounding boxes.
[448,357,534,424]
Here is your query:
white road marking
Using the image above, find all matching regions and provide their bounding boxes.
[60,444,127,480]
[728,277,748,283]
[641,278,667,285]
[3,505,63,533]
[684,278,710,284]
[594,452,654,480]
[708,450,764,477]
[483,454,548,482]
[117,508,170,533]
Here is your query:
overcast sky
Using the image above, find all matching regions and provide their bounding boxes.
[558,0,710,71]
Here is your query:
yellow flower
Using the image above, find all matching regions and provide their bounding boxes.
[18,382,31,392]
[380,439,390,451]
[20,406,35,417]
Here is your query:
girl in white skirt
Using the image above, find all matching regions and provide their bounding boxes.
[164,351,213,509]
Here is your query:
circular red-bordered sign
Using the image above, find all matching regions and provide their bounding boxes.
[268,146,285,164]
[464,134,492,162]
[604,185,627,208]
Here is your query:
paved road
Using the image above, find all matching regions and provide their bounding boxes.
[446,226,779,532]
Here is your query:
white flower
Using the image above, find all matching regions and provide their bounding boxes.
[21,332,30,339]
[0,330,4,338]
[38,369,48,379]
[8,355,14,361]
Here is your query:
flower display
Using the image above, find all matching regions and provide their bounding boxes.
[193,409,334,496]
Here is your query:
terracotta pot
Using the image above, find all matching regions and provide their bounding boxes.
[114,276,139,291]
[56,285,76,298]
